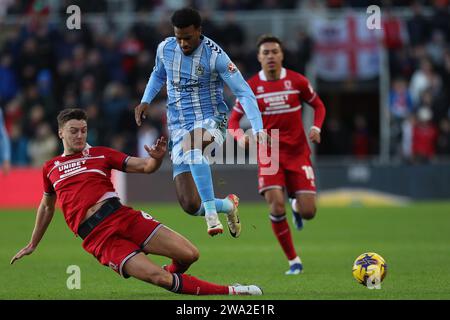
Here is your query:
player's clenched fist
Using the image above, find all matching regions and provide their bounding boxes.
[309,127,321,144]
[256,130,271,146]
[135,102,150,126]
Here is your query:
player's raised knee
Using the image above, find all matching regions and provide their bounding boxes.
[301,206,316,220]
[270,202,286,215]
[184,247,200,264]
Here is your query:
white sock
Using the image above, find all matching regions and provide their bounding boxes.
[289,256,302,266]
[291,198,298,212]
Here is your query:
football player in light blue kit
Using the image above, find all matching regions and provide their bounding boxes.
[0,108,11,175]
[135,8,267,237]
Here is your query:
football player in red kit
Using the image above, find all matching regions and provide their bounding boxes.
[11,108,262,296]
[229,35,326,275]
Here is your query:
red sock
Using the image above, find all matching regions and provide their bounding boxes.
[164,259,191,274]
[270,214,297,260]
[170,273,229,295]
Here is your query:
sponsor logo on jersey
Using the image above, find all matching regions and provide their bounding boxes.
[257,86,264,93]
[58,160,87,173]
[228,62,237,73]
[263,94,290,105]
[171,79,202,92]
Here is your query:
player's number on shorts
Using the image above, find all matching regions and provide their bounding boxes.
[301,166,315,180]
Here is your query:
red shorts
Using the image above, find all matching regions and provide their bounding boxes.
[81,205,162,278]
[258,153,316,197]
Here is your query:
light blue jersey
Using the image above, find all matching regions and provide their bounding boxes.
[0,109,11,163]
[141,35,263,133]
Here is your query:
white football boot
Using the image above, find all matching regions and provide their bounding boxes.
[229,284,263,296]
[206,213,223,236]
[226,194,241,238]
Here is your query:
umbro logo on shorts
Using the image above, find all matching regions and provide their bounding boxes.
[141,211,153,220]
[109,262,118,271]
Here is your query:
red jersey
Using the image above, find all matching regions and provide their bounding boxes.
[230,68,326,157]
[42,146,129,235]
[413,123,438,158]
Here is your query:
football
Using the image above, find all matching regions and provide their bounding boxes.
[352,252,387,288]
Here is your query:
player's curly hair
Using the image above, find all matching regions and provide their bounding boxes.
[171,7,202,29]
[256,34,284,51]
[57,108,87,128]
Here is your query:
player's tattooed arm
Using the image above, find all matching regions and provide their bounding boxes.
[125,137,167,174]
[10,194,56,265]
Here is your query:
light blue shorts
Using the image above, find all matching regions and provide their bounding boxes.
[169,115,227,179]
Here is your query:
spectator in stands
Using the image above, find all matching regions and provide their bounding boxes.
[36,69,57,116]
[85,49,108,92]
[102,82,130,136]
[430,0,450,43]
[220,12,246,59]
[85,103,104,147]
[409,58,436,107]
[120,30,144,77]
[79,74,99,108]
[296,29,313,75]
[0,54,19,106]
[54,58,75,106]
[426,30,446,66]
[23,104,46,138]
[0,108,11,175]
[390,77,414,120]
[352,114,370,158]
[412,107,438,163]
[390,77,414,156]
[28,122,58,167]
[128,52,153,89]
[407,1,430,46]
[401,113,414,163]
[9,122,29,166]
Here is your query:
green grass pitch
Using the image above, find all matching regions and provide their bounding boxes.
[1,201,450,300]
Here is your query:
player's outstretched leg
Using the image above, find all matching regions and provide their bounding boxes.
[125,227,262,295]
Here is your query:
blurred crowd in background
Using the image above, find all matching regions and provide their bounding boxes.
[0,0,449,168]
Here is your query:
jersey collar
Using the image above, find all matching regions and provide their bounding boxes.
[62,143,91,157]
[259,68,287,81]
